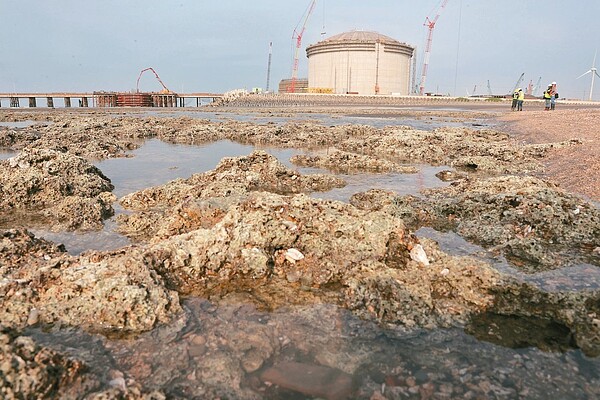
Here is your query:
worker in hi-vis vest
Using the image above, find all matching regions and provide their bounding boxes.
[543,85,553,110]
[517,88,525,111]
[511,89,519,111]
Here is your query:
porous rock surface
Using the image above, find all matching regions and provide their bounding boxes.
[290,150,418,174]
[117,151,345,240]
[356,176,600,271]
[0,229,182,334]
[1,113,565,177]
[0,327,167,399]
[426,176,599,270]
[128,191,500,330]
[0,149,115,231]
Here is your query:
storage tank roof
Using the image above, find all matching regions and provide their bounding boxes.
[321,30,401,44]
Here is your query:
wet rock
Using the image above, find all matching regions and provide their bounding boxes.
[394,175,600,271]
[290,150,418,174]
[351,190,432,230]
[118,151,345,240]
[0,229,182,334]
[435,169,467,182]
[339,126,545,175]
[124,191,500,329]
[260,361,354,400]
[484,281,600,357]
[0,149,115,231]
[0,115,149,159]
[0,326,97,399]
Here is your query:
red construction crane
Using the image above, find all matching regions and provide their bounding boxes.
[289,0,317,93]
[419,0,450,96]
[136,67,172,94]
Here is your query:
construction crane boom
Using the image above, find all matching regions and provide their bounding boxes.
[511,72,525,94]
[532,76,542,96]
[289,0,317,93]
[419,0,450,96]
[136,67,172,94]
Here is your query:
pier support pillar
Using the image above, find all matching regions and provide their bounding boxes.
[64,97,71,107]
[28,97,36,108]
[10,97,20,107]
[81,97,88,107]
[46,97,54,108]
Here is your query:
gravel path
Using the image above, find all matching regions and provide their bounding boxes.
[498,108,600,202]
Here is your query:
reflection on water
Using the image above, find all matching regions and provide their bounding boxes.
[416,227,600,291]
[26,299,600,399]
[96,139,257,198]
[0,120,39,128]
[0,150,16,160]
[33,139,446,255]
[141,110,486,131]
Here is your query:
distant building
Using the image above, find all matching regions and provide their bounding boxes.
[306,30,415,95]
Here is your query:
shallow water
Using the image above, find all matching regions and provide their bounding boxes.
[141,110,488,131]
[0,120,38,128]
[3,113,599,398]
[31,138,449,255]
[0,149,16,160]
[417,227,600,291]
[25,299,600,399]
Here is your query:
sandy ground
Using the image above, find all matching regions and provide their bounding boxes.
[497,108,600,202]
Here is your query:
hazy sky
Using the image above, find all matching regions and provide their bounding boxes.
[2,1,600,99]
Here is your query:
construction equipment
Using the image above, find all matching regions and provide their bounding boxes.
[526,80,533,95]
[532,76,542,96]
[266,42,273,93]
[487,80,493,96]
[289,0,317,93]
[419,0,450,96]
[136,67,172,94]
[511,72,525,94]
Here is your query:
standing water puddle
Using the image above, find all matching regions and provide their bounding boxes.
[31,138,449,255]
[26,298,600,399]
[3,118,599,398]
[417,227,600,291]
[140,110,491,131]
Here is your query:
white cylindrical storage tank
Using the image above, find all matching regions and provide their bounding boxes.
[306,31,415,95]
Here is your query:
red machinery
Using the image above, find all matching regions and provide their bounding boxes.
[136,67,172,94]
[289,0,317,93]
[419,0,450,96]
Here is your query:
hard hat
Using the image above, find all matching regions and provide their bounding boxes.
[552,81,556,85]
[518,88,522,91]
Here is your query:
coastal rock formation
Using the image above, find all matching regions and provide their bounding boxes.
[0,149,115,231]
[290,150,418,174]
[0,229,181,334]
[117,151,345,240]
[422,175,600,270]
[354,176,600,271]
[124,191,501,331]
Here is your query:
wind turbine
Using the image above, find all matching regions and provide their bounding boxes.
[577,51,600,101]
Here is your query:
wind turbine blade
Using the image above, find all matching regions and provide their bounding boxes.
[577,70,593,79]
[594,71,600,79]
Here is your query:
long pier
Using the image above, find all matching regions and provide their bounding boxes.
[0,92,223,108]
